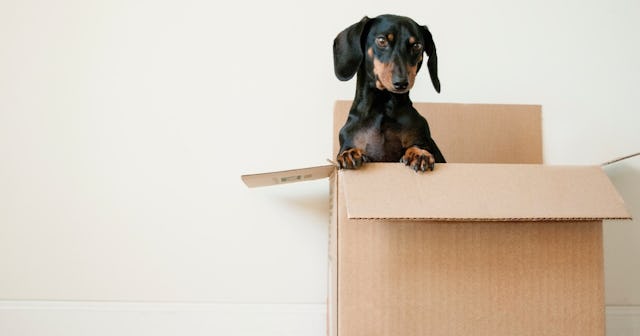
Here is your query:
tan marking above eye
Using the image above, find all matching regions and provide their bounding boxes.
[409,36,416,44]
[387,33,394,42]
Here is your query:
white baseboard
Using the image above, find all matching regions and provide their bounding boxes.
[1,301,639,336]
[606,306,640,336]
[0,301,326,336]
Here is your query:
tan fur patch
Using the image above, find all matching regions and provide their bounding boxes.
[387,33,394,42]
[407,64,418,89]
[373,57,394,91]
[367,47,373,58]
[409,36,416,44]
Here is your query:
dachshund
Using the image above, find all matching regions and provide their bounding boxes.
[333,14,445,171]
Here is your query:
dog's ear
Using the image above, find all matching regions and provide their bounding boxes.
[333,16,370,81]
[420,25,441,93]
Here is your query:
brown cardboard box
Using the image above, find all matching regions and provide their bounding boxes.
[242,101,631,336]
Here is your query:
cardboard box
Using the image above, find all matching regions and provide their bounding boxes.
[242,101,631,336]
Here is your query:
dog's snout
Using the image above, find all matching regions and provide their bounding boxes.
[393,80,409,91]
[391,58,409,91]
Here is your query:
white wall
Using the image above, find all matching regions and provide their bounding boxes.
[1,0,639,334]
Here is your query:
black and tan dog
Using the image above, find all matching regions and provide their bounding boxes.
[334,14,445,171]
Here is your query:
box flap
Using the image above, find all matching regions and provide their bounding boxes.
[341,163,631,221]
[241,165,334,188]
[333,101,543,164]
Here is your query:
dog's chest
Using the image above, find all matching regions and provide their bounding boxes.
[353,117,404,162]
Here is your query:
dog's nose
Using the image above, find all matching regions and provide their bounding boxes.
[393,80,409,91]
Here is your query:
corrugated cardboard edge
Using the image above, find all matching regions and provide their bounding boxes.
[327,169,338,336]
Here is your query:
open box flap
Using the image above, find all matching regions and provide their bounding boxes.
[241,165,334,188]
[341,163,631,221]
[333,101,544,164]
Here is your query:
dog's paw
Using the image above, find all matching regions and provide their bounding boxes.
[336,148,368,169]
[401,147,435,172]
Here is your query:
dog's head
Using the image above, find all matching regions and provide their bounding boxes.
[333,14,440,94]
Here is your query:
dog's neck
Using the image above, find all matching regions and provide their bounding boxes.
[352,71,412,118]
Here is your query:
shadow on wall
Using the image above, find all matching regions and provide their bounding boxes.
[605,159,640,220]
[602,157,640,305]
[260,179,331,224]
[275,191,331,222]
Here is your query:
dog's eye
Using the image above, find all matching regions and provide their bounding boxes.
[412,43,423,52]
[376,36,388,48]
